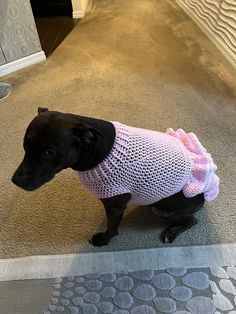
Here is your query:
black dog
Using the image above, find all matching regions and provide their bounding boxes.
[12,108,204,247]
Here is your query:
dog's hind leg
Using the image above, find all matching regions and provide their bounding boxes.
[160,215,198,244]
[151,191,204,244]
[90,193,131,247]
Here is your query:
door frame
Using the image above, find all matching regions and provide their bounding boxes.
[72,0,89,18]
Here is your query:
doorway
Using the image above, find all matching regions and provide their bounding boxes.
[30,0,78,57]
[30,0,72,17]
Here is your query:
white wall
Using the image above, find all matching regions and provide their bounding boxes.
[176,0,236,68]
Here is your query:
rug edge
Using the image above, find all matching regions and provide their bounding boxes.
[0,243,235,281]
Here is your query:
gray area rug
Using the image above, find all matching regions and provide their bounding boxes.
[0,245,235,313]
[44,266,236,313]
[0,0,236,258]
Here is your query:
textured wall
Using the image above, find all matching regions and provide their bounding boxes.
[0,47,6,65]
[0,0,42,63]
[177,0,236,65]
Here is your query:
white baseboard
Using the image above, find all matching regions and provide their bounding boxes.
[176,0,236,69]
[0,51,46,77]
[73,10,86,18]
[0,244,235,281]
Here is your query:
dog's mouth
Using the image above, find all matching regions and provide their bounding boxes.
[12,173,55,191]
[15,182,42,191]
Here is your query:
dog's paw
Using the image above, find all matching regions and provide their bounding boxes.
[89,233,110,247]
[160,229,176,244]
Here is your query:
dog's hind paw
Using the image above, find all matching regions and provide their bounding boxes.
[89,233,110,247]
[160,229,176,244]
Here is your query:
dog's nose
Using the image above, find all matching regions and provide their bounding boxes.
[12,173,24,187]
[12,170,31,189]
[12,173,20,186]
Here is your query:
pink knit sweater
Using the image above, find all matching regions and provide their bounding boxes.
[77,122,219,205]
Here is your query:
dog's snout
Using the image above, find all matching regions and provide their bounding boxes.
[12,167,33,190]
[12,173,20,186]
[12,172,28,183]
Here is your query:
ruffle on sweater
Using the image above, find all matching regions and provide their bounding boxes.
[166,128,219,202]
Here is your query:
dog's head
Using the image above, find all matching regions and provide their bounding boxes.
[12,108,99,191]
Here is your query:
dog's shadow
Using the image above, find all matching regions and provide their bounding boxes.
[84,204,169,252]
[121,205,167,231]
[88,202,219,251]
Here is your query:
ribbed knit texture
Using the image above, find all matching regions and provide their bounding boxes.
[78,123,219,205]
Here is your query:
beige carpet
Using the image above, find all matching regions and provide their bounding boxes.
[0,0,236,258]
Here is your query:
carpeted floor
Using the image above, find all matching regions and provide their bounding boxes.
[0,0,236,258]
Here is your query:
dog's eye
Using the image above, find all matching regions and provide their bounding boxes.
[43,149,56,158]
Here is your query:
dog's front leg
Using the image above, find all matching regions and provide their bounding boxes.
[90,193,131,247]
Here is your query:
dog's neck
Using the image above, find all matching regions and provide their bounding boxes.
[71,116,116,171]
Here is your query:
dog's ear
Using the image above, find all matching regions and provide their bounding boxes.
[38,107,49,115]
[72,124,104,145]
